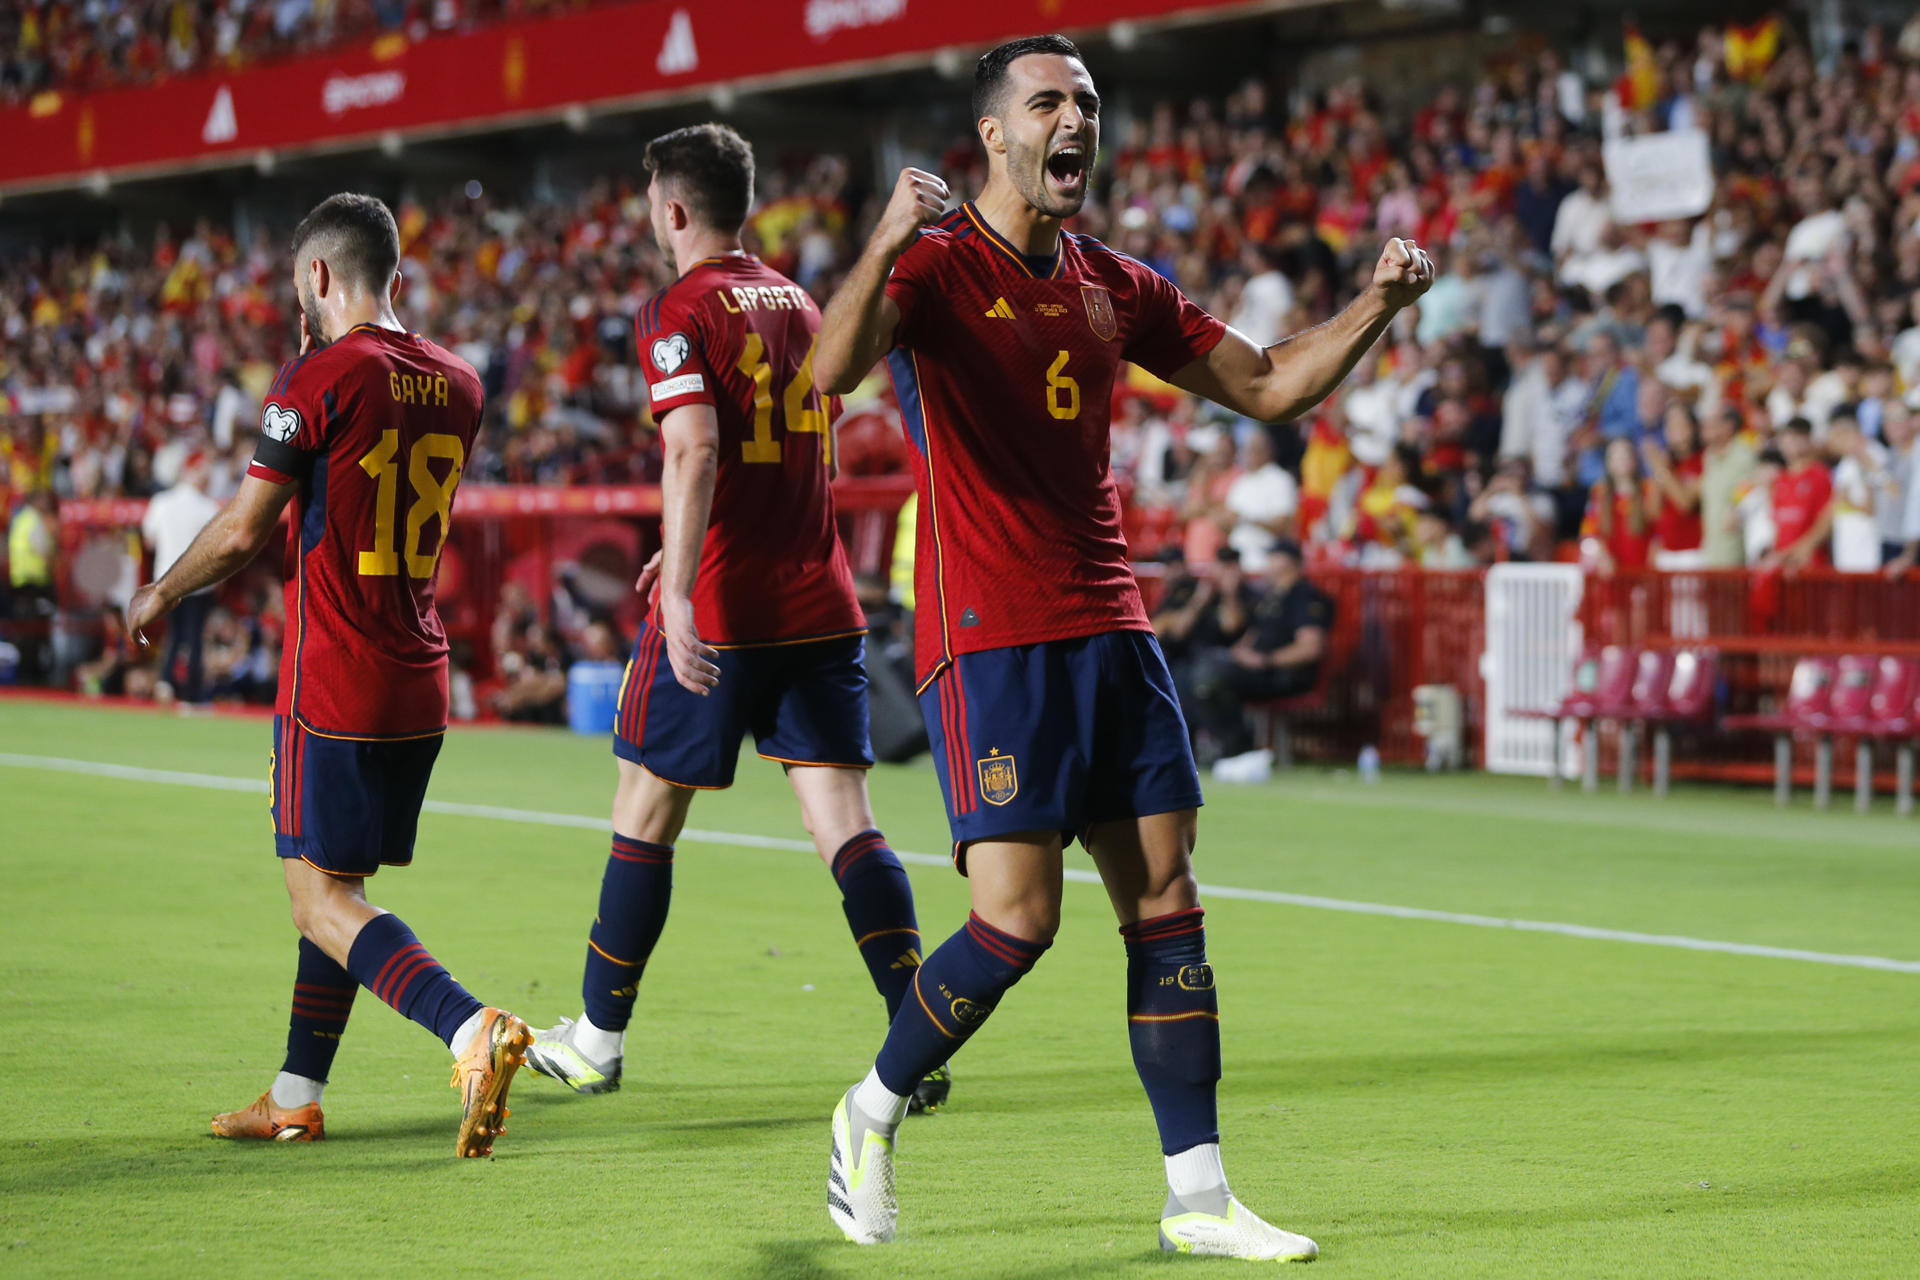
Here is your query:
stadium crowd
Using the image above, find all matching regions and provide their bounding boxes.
[0,0,617,101]
[10,13,1920,711]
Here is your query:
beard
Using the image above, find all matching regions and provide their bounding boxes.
[1005,131,1093,220]
[299,286,329,348]
[651,219,677,273]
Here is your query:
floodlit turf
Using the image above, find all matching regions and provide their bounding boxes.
[2,697,1917,1279]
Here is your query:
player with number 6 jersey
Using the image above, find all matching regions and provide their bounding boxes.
[523,125,943,1115]
[126,193,532,1160]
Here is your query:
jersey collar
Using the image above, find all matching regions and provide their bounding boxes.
[961,202,1064,280]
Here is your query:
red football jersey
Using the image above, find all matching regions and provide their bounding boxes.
[248,325,483,736]
[638,253,862,646]
[1771,461,1833,560]
[885,204,1226,685]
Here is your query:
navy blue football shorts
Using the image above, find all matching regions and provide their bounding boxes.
[612,622,875,789]
[271,714,443,877]
[918,629,1203,868]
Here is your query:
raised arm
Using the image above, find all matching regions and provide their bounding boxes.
[126,474,294,643]
[1171,239,1433,423]
[816,168,950,396]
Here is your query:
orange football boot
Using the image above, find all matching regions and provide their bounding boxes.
[451,1008,532,1158]
[210,1091,324,1142]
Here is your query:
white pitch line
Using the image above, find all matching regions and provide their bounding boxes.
[6,751,1919,976]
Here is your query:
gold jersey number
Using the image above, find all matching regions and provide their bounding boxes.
[356,429,465,578]
[1047,350,1081,420]
[735,333,831,465]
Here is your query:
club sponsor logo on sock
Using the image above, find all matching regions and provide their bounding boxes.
[1176,963,1215,991]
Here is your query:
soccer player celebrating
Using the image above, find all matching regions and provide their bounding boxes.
[521,125,939,1108]
[812,36,1433,1259]
[126,195,532,1157]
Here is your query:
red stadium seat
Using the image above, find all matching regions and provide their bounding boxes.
[1512,646,1639,792]
[1835,657,1920,814]
[1640,649,1719,796]
[1723,656,1839,807]
[1611,649,1675,794]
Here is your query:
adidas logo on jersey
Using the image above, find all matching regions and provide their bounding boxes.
[656,8,698,75]
[983,297,1016,320]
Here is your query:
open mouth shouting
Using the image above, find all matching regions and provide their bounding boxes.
[1045,142,1090,199]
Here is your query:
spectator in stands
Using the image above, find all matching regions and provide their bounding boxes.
[1822,411,1894,572]
[73,604,153,698]
[1581,437,1653,574]
[7,489,57,683]
[1179,427,1240,566]
[1412,509,1476,568]
[1223,428,1300,571]
[1878,402,1917,570]
[1768,418,1835,568]
[139,450,220,702]
[1192,540,1331,779]
[1467,457,1555,561]
[1153,546,1255,666]
[1572,331,1642,492]
[1644,404,1705,569]
[491,622,569,724]
[1698,405,1759,568]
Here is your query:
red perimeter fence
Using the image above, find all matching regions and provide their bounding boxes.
[36,486,1920,777]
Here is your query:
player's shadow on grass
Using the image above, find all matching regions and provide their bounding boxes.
[736,1240,1170,1280]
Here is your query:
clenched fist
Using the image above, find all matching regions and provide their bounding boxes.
[1371,237,1436,309]
[874,168,951,258]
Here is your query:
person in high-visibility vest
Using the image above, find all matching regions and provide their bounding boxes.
[8,489,57,684]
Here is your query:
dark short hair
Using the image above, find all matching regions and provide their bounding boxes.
[644,123,755,233]
[1783,416,1814,436]
[973,34,1082,122]
[290,193,400,291]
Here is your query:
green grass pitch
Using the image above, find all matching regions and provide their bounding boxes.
[2,698,1917,1278]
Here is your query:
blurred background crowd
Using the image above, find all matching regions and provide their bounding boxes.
[9,7,1920,736]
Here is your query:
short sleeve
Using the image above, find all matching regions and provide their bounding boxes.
[248,358,331,484]
[1122,261,1228,381]
[884,230,947,350]
[638,290,716,418]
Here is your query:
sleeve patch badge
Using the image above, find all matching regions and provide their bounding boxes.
[650,373,706,402]
[261,403,302,442]
[650,332,692,373]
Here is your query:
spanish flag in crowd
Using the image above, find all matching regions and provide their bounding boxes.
[1617,23,1659,110]
[1724,17,1781,83]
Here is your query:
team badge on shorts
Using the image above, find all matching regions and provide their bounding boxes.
[1081,284,1117,342]
[977,749,1019,806]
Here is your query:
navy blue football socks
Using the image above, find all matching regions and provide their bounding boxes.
[874,912,1049,1095]
[1121,908,1222,1154]
[830,829,921,1019]
[283,936,356,1083]
[345,912,485,1048]
[580,834,675,1033]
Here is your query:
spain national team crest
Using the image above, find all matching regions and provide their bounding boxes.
[1081,284,1117,342]
[977,750,1018,807]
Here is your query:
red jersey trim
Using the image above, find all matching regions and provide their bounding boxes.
[708,626,869,652]
[910,349,957,684]
[961,204,1064,280]
[248,461,296,485]
[295,716,447,742]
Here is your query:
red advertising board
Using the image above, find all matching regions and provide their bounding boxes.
[1,0,1279,194]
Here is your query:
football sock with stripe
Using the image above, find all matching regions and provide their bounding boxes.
[830,830,921,1019]
[344,912,485,1049]
[872,912,1048,1096]
[1122,908,1222,1156]
[579,834,674,1039]
[278,937,356,1100]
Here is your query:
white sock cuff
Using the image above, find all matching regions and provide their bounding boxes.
[270,1071,325,1109]
[448,1010,487,1058]
[1165,1142,1228,1198]
[574,1014,624,1062]
[852,1066,910,1128]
